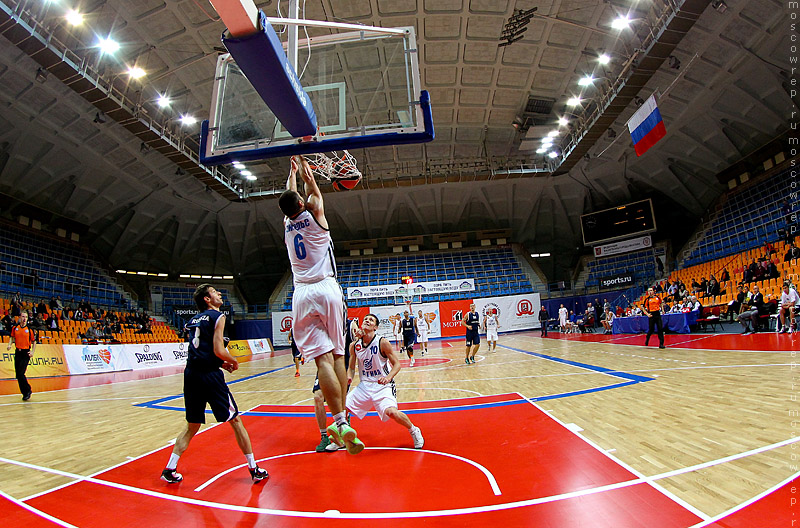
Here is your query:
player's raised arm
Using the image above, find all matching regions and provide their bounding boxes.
[286,156,299,192]
[378,337,402,385]
[295,156,326,220]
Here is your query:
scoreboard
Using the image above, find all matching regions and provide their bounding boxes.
[580,199,656,246]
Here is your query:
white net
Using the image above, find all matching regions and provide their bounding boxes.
[304,150,361,181]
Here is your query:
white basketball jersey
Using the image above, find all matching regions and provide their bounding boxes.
[354,335,390,383]
[486,314,498,330]
[284,209,336,285]
[418,317,429,333]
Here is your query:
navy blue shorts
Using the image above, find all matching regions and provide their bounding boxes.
[183,368,239,424]
[466,330,480,346]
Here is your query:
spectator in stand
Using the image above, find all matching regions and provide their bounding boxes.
[585,302,596,327]
[785,243,800,262]
[707,275,720,303]
[10,297,21,320]
[83,322,102,342]
[45,313,60,332]
[11,291,21,305]
[691,295,702,312]
[616,305,624,317]
[779,282,799,333]
[1,312,13,336]
[767,260,780,280]
[30,312,46,331]
[720,268,730,287]
[36,299,48,316]
[699,277,708,296]
[737,284,765,335]
[601,307,615,334]
[73,308,84,321]
[728,285,745,322]
[691,278,701,293]
[48,296,59,311]
[667,281,679,301]
[783,199,795,228]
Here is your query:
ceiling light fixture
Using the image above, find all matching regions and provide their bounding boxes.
[97,37,119,55]
[157,94,170,107]
[548,151,558,158]
[558,117,569,126]
[547,130,559,138]
[180,115,197,126]
[611,16,630,30]
[598,53,611,65]
[233,162,246,169]
[566,97,582,106]
[578,75,595,86]
[65,9,83,25]
[127,66,146,79]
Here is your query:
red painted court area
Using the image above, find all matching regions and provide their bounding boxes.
[10,394,714,527]
[545,331,798,351]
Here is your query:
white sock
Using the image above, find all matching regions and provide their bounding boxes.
[409,425,418,433]
[333,411,347,426]
[245,453,256,469]
[320,428,327,436]
[166,453,180,470]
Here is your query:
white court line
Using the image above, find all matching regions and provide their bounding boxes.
[194,447,502,495]
[20,404,258,502]
[687,470,800,527]
[4,433,796,520]
[292,386,485,406]
[0,395,167,407]
[0,488,78,528]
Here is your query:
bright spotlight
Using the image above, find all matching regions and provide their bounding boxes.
[97,37,119,55]
[612,16,630,30]
[598,53,611,65]
[566,97,582,106]
[578,75,595,86]
[157,95,170,107]
[180,115,197,126]
[65,9,83,25]
[127,66,146,79]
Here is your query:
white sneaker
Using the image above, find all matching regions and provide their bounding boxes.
[410,357,415,367]
[325,439,344,452]
[410,426,424,449]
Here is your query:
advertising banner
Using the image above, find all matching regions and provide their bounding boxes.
[271,311,293,348]
[248,338,273,355]
[439,299,474,338]
[593,235,652,258]
[347,279,475,300]
[125,342,189,370]
[599,273,635,290]
[0,344,69,380]
[475,293,541,332]
[63,344,133,374]
[226,340,252,358]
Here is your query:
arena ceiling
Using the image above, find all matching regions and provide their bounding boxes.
[0,0,791,288]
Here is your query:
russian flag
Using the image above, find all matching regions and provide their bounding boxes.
[626,93,666,157]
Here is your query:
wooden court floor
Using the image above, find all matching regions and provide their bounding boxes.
[0,331,796,526]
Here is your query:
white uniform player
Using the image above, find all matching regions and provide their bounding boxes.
[283,208,344,361]
[279,156,363,455]
[558,304,568,332]
[483,310,499,352]
[415,309,429,355]
[346,314,424,449]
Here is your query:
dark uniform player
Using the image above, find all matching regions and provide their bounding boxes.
[289,328,303,377]
[642,287,666,349]
[462,303,480,364]
[160,284,269,484]
[401,310,416,367]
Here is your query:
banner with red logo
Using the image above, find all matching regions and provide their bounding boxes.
[361,303,442,342]
[271,310,293,347]
[475,293,541,332]
[439,299,474,337]
[0,344,69,379]
[63,344,133,374]
[247,338,273,355]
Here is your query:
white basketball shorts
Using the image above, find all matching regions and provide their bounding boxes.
[418,330,428,343]
[346,380,397,422]
[486,329,498,341]
[291,276,345,361]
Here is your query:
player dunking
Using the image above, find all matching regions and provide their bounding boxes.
[279,156,364,454]
[160,284,268,484]
[346,314,424,449]
[482,308,499,352]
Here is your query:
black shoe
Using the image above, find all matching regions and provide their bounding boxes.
[161,468,183,483]
[249,465,269,483]
[658,344,665,349]
[22,392,31,401]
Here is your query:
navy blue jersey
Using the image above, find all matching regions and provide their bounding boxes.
[185,309,224,372]
[401,317,415,334]
[465,311,480,332]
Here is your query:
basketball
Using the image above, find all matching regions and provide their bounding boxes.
[331,173,362,191]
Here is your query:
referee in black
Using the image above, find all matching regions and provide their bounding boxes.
[160,284,269,484]
[642,287,666,349]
